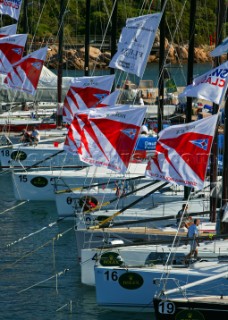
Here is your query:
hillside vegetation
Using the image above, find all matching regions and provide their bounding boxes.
[1,0,223,47]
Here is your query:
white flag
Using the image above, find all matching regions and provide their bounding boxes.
[179,61,228,105]
[0,24,17,38]
[210,37,228,57]
[109,13,162,78]
[0,0,22,21]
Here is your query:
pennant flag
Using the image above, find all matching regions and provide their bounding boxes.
[0,34,27,74]
[64,105,147,174]
[4,46,48,96]
[146,114,218,190]
[109,13,162,78]
[96,89,120,108]
[0,0,22,21]
[165,78,177,93]
[63,75,115,123]
[210,37,228,57]
[0,24,17,38]
[179,61,228,105]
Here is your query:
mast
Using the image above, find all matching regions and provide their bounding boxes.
[110,0,118,77]
[157,0,165,133]
[210,0,226,222]
[184,0,196,200]
[57,0,66,127]
[84,0,91,76]
[23,0,28,55]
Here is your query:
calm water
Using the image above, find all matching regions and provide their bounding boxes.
[60,62,212,88]
[0,171,155,320]
[0,63,213,320]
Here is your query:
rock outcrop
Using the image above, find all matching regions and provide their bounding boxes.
[46,40,225,70]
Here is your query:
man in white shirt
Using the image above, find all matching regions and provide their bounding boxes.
[30,126,40,145]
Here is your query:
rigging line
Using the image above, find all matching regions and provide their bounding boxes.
[160,191,194,288]
[0,227,73,274]
[89,181,168,229]
[156,0,188,89]
[82,179,159,215]
[17,268,70,294]
[5,218,64,248]
[0,200,28,216]
[91,0,118,74]
[28,0,48,53]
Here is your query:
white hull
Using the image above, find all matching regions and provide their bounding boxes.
[94,262,228,312]
[11,163,148,201]
[0,142,83,170]
[81,239,227,286]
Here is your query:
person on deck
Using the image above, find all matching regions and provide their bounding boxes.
[185,218,200,263]
[176,203,189,226]
[30,126,40,145]
[19,129,31,143]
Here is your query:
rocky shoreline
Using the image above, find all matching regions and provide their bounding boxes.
[46,37,225,70]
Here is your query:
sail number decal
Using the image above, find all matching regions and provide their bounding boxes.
[1,149,10,157]
[158,301,175,314]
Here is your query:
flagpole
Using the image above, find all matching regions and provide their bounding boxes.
[22,0,28,56]
[210,0,226,222]
[184,0,196,200]
[57,0,66,127]
[157,0,165,133]
[110,0,118,77]
[84,0,90,76]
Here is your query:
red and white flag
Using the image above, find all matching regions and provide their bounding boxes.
[0,34,27,74]
[63,75,115,123]
[146,114,218,190]
[96,89,120,108]
[179,61,228,105]
[4,46,48,96]
[0,24,17,38]
[64,105,147,174]
[0,0,22,21]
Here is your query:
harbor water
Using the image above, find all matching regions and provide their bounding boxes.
[0,63,213,319]
[0,172,155,320]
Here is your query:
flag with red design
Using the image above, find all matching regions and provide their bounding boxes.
[0,0,22,21]
[0,34,27,74]
[77,105,147,174]
[0,24,17,38]
[146,114,218,190]
[63,75,115,123]
[179,61,228,105]
[4,46,48,96]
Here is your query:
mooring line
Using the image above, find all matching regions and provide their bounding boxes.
[0,200,29,216]
[0,227,73,274]
[17,268,70,294]
[6,219,63,248]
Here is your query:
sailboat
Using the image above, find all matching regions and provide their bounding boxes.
[153,270,228,320]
